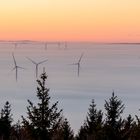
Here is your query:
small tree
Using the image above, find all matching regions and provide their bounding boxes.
[0,101,13,140]
[76,126,87,140]
[10,120,29,140]
[86,99,103,132]
[104,92,125,140]
[51,117,74,140]
[121,114,134,140]
[61,118,74,140]
[128,115,140,140]
[22,73,62,140]
[77,99,103,140]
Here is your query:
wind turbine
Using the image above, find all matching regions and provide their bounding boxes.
[58,42,61,49]
[70,53,84,77]
[14,43,18,49]
[64,42,67,49]
[44,42,48,50]
[12,53,24,81]
[27,57,48,78]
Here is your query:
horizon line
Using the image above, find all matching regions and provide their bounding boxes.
[0,40,140,45]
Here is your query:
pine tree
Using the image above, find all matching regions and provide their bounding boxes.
[51,117,74,140]
[86,99,103,132]
[104,92,125,140]
[129,115,140,140]
[77,99,103,140]
[22,73,62,140]
[0,101,13,140]
[122,115,134,140]
[61,118,74,140]
[76,126,87,140]
[10,120,28,140]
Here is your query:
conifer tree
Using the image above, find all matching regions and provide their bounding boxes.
[22,73,62,140]
[77,99,103,140]
[122,114,134,140]
[10,120,29,140]
[129,115,140,139]
[104,92,125,140]
[76,126,87,140]
[0,101,13,140]
[61,118,74,140]
[86,99,103,133]
[51,117,74,140]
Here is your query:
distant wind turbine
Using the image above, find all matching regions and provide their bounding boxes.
[64,42,67,49]
[14,43,18,49]
[44,42,48,50]
[70,53,84,77]
[27,57,48,78]
[58,42,61,49]
[12,53,24,81]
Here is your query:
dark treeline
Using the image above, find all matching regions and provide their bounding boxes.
[0,73,140,140]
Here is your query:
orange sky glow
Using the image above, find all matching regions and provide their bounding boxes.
[0,0,140,42]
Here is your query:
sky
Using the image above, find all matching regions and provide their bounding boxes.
[0,0,140,42]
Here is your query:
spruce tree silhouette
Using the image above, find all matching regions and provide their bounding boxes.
[61,118,74,140]
[86,99,103,133]
[77,99,103,140]
[122,114,134,140]
[0,101,13,140]
[104,92,125,140]
[22,73,62,140]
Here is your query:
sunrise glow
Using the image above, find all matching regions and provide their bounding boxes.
[0,0,140,42]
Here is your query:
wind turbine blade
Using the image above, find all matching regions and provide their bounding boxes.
[78,53,84,63]
[12,53,16,66]
[38,59,48,64]
[26,57,37,64]
[12,67,16,71]
[69,63,78,65]
[17,66,25,70]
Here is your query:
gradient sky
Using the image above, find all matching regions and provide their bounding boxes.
[0,0,140,42]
